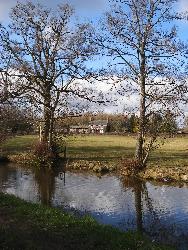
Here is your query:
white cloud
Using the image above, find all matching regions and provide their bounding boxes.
[178,0,188,12]
[0,0,15,22]
[0,0,187,24]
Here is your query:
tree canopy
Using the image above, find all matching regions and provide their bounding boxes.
[0,1,97,146]
[96,0,186,166]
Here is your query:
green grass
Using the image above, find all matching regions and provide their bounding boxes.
[0,192,173,250]
[67,135,136,160]
[149,137,188,168]
[67,135,188,167]
[1,134,188,168]
[1,135,38,154]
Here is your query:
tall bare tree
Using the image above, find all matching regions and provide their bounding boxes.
[97,0,185,168]
[0,1,97,149]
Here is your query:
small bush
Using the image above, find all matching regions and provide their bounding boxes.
[31,142,54,168]
[120,159,141,176]
[33,141,49,158]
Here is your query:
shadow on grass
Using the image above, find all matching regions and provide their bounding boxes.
[2,135,188,167]
[67,146,135,161]
[151,152,188,159]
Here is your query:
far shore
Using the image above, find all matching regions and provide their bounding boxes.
[1,134,188,183]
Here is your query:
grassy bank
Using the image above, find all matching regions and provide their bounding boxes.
[0,192,173,250]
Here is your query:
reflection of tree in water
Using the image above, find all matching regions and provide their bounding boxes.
[121,176,188,248]
[33,160,67,206]
[33,168,56,206]
[0,163,10,192]
[120,177,145,232]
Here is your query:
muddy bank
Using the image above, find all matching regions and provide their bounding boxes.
[118,158,188,183]
[6,153,117,173]
[6,153,188,183]
[64,160,188,183]
[138,166,188,182]
[67,159,117,173]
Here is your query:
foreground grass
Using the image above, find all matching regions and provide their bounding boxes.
[0,193,173,250]
[1,134,188,168]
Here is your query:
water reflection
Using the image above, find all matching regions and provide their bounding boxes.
[33,167,67,205]
[122,176,188,249]
[0,163,188,249]
[33,169,55,206]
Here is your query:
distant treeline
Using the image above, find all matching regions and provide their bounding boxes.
[55,111,178,134]
[0,104,178,136]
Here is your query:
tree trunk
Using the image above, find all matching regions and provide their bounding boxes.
[42,88,52,147]
[42,105,51,145]
[135,84,145,166]
[135,50,146,168]
[48,113,54,148]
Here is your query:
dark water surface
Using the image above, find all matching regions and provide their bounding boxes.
[0,163,188,249]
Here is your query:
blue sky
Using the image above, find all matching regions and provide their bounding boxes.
[0,0,108,23]
[0,0,188,41]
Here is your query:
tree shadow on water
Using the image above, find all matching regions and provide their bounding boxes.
[120,176,188,249]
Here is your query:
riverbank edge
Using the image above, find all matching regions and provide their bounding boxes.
[5,152,188,183]
[0,193,173,250]
[138,166,188,182]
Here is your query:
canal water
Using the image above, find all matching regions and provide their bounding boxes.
[0,163,188,249]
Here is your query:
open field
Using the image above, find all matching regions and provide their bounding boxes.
[1,135,37,154]
[67,135,188,168]
[148,136,188,168]
[1,134,188,168]
[0,192,173,250]
[67,135,136,160]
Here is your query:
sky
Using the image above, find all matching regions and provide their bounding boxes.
[0,0,108,23]
[0,0,188,39]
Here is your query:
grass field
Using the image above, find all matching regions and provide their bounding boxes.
[1,134,188,168]
[1,135,37,154]
[149,136,188,168]
[67,135,188,168]
[67,135,136,160]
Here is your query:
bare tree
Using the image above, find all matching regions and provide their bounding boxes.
[97,0,185,168]
[0,1,98,150]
